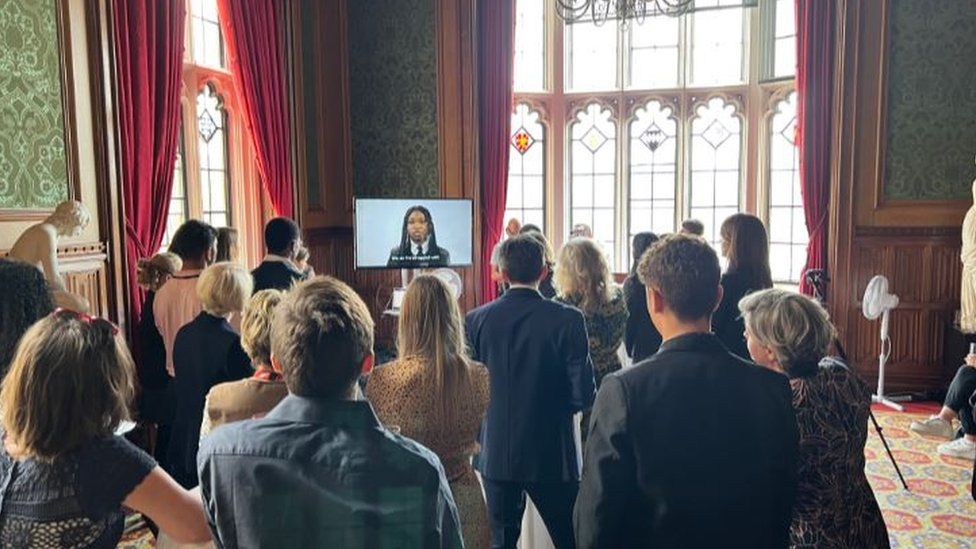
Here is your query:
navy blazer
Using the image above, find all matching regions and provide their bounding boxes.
[575,333,798,548]
[252,259,306,293]
[465,287,595,483]
[169,312,252,488]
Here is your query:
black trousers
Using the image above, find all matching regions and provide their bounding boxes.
[945,365,976,435]
[482,478,578,549]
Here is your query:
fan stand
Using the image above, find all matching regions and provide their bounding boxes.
[873,311,910,411]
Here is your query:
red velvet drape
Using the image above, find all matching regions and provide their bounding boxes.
[216,0,293,218]
[477,0,516,304]
[796,0,835,296]
[112,0,185,330]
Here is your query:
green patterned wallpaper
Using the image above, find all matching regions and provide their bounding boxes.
[884,0,976,201]
[0,0,69,209]
[346,0,440,198]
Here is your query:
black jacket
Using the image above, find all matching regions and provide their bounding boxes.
[465,288,595,482]
[575,333,798,548]
[168,312,252,488]
[713,270,767,360]
[622,274,662,363]
[252,259,306,293]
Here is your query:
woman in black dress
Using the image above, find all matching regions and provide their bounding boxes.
[712,213,773,359]
[623,232,663,363]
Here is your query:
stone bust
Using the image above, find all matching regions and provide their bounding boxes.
[8,200,92,313]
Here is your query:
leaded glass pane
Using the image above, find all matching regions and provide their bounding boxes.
[767,91,805,283]
[628,16,680,90]
[570,103,616,266]
[505,104,546,233]
[690,97,741,249]
[161,130,188,252]
[192,0,224,67]
[773,0,796,78]
[197,84,231,229]
[514,0,545,92]
[566,20,618,92]
[627,100,677,267]
[690,7,745,86]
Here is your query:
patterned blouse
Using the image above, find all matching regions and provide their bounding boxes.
[788,357,889,548]
[557,285,628,386]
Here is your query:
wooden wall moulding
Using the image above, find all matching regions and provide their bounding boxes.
[0,242,111,320]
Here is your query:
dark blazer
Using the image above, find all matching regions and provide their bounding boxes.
[575,333,798,549]
[712,270,766,359]
[465,287,595,482]
[251,259,306,293]
[168,312,252,488]
[387,245,451,268]
[622,274,662,363]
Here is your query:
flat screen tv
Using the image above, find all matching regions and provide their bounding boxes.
[354,198,473,269]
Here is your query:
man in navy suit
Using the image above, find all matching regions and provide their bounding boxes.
[465,234,595,549]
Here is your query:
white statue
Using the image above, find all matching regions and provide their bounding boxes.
[961,157,976,333]
[8,200,92,313]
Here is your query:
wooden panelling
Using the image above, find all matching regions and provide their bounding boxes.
[0,242,111,319]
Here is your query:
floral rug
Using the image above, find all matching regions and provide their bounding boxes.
[867,403,976,547]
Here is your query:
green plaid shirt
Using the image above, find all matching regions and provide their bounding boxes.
[199,395,463,548]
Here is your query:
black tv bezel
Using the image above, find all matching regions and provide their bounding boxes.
[352,197,475,270]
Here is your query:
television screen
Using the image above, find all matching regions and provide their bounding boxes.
[354,198,473,269]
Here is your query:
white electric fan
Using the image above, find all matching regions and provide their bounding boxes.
[862,275,908,411]
[432,268,464,300]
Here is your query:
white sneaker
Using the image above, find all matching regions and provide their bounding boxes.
[910,416,955,439]
[937,437,976,460]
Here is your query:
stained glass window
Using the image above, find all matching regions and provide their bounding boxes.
[514,0,545,92]
[506,103,546,232]
[197,84,230,228]
[773,0,796,78]
[570,103,617,266]
[690,97,742,250]
[627,100,677,267]
[768,92,806,283]
[161,128,188,251]
[191,0,223,68]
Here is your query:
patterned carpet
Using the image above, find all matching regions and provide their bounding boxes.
[867,403,976,548]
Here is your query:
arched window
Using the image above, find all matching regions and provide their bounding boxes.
[509,0,797,274]
[196,84,230,228]
[506,103,546,231]
[767,91,805,283]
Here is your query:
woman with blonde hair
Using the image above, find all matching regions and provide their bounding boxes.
[555,238,627,444]
[200,289,288,437]
[168,262,254,488]
[366,275,490,549]
[739,289,889,548]
[0,310,212,546]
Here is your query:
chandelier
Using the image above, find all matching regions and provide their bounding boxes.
[555,0,696,25]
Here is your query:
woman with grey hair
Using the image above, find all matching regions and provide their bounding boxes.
[739,289,889,548]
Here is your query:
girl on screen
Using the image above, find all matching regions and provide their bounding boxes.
[387,205,451,268]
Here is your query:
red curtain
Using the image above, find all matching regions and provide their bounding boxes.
[478,0,516,304]
[796,0,835,296]
[217,0,293,218]
[112,0,185,329]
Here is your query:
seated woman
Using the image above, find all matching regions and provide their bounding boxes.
[713,213,773,359]
[0,310,211,547]
[200,289,288,438]
[910,357,976,460]
[0,259,54,375]
[366,275,490,549]
[623,232,662,363]
[738,289,889,548]
[554,238,628,442]
[168,262,254,488]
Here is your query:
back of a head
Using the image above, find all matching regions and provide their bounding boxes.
[197,262,254,317]
[498,235,545,285]
[518,223,542,236]
[137,252,183,291]
[241,289,285,367]
[271,277,375,398]
[738,289,836,377]
[680,219,705,236]
[720,213,772,289]
[638,234,721,322]
[169,219,218,262]
[1,311,134,460]
[216,227,240,263]
[264,217,301,256]
[555,238,612,313]
[630,232,659,274]
[0,260,55,374]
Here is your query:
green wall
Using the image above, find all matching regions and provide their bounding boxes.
[346,0,440,198]
[884,0,976,201]
[0,0,69,209]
